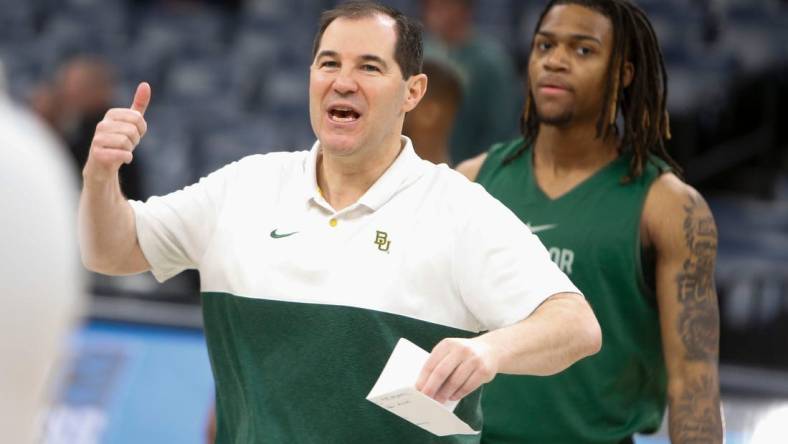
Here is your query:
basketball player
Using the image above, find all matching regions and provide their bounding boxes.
[458,1,723,442]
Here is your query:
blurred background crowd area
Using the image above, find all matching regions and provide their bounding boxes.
[2,0,787,381]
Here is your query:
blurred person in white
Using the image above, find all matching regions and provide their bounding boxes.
[0,61,84,443]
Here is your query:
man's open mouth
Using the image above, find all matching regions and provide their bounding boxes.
[328,106,361,122]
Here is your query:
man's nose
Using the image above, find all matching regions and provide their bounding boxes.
[543,46,569,72]
[332,69,359,94]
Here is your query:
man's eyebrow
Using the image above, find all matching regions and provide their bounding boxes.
[536,30,603,45]
[316,50,339,59]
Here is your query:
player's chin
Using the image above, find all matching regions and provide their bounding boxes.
[535,105,574,127]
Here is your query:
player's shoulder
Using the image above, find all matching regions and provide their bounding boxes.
[455,137,526,181]
[642,172,716,246]
[644,173,704,212]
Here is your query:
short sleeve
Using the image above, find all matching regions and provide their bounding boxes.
[129,161,238,282]
[453,187,581,331]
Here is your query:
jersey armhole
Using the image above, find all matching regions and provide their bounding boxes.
[634,168,670,304]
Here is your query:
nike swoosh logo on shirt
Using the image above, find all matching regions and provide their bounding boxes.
[270,229,298,239]
[527,224,557,234]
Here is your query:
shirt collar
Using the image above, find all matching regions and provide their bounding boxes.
[301,136,426,212]
[303,139,323,204]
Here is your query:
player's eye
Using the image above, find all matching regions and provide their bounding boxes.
[577,47,592,56]
[537,41,553,52]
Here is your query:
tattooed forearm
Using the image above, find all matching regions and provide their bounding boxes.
[669,192,722,443]
[669,374,723,443]
[675,193,719,361]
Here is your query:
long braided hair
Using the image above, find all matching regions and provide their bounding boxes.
[504,0,681,180]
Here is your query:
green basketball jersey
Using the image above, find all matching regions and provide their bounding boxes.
[476,138,669,444]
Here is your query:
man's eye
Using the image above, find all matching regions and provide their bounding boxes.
[320,61,338,68]
[537,42,552,51]
[577,47,592,56]
[361,64,381,72]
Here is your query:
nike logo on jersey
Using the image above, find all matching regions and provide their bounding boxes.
[270,229,298,239]
[527,223,557,234]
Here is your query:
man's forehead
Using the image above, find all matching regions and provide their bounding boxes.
[538,4,612,42]
[318,13,398,56]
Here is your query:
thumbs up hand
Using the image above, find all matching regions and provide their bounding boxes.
[83,82,151,185]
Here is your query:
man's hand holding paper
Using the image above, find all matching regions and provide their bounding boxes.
[366,338,480,436]
[415,337,499,404]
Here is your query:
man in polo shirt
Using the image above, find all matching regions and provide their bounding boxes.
[78,2,601,442]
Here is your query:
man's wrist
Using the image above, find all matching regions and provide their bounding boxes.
[473,333,506,375]
[82,166,121,194]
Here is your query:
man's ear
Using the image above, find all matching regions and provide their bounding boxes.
[622,61,634,88]
[403,73,428,113]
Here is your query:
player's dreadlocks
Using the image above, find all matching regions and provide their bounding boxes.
[504,0,681,180]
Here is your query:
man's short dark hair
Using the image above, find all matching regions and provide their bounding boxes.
[311,1,424,79]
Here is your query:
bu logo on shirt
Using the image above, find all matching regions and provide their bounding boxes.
[374,231,391,252]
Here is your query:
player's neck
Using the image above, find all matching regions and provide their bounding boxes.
[533,122,619,176]
[317,136,403,211]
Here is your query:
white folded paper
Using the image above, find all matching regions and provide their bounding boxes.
[366,338,480,436]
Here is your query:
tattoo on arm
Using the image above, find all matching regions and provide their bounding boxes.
[670,192,723,443]
[668,374,723,442]
[675,193,719,361]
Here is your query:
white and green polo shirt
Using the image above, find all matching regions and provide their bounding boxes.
[130,137,579,443]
